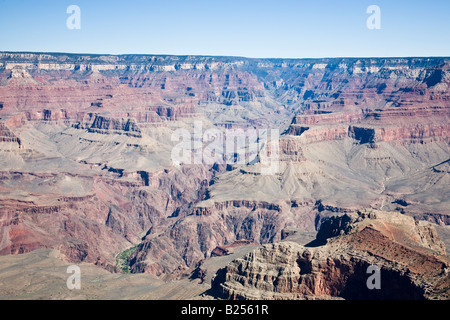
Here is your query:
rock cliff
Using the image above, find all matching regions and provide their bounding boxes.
[211,210,449,300]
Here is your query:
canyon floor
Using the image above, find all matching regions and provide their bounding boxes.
[0,230,320,299]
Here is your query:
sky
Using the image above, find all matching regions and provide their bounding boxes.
[0,0,449,59]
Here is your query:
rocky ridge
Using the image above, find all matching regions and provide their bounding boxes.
[211,210,449,300]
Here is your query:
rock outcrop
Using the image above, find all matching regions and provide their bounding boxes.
[84,115,142,137]
[211,210,449,300]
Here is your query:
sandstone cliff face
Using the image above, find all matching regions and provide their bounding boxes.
[0,165,220,272]
[0,122,21,146]
[86,115,142,137]
[211,210,449,300]
[128,199,317,277]
[281,60,450,146]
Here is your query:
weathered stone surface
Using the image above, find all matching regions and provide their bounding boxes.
[211,210,449,300]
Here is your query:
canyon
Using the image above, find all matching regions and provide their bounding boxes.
[211,210,449,300]
[0,52,448,299]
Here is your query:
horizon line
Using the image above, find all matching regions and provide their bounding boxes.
[1,50,449,61]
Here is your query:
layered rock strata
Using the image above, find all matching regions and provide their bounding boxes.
[0,53,448,284]
[211,210,449,300]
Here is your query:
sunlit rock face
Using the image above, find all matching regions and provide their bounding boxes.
[212,210,450,300]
